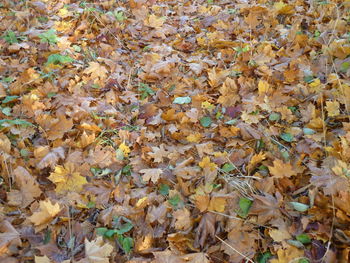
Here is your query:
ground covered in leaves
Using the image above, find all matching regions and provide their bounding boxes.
[1,0,350,262]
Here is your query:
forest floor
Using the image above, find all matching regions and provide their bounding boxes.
[1,0,350,262]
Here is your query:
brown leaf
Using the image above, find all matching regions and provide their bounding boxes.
[7,166,41,208]
[194,213,216,248]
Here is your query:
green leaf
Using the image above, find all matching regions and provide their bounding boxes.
[303,128,316,135]
[173,96,191,104]
[169,194,181,208]
[87,201,95,208]
[304,75,314,83]
[116,222,133,235]
[200,116,212,127]
[43,229,51,244]
[289,202,309,212]
[256,252,272,263]
[104,229,118,238]
[280,133,294,142]
[138,83,155,100]
[287,239,304,248]
[296,233,311,244]
[225,119,237,125]
[20,149,29,157]
[122,165,132,176]
[96,227,108,236]
[269,112,280,121]
[39,29,58,45]
[90,167,112,177]
[237,197,253,218]
[340,62,350,73]
[3,31,18,44]
[159,184,170,196]
[2,95,19,103]
[222,163,234,173]
[298,259,310,263]
[2,107,11,116]
[46,54,73,65]
[120,236,133,253]
[114,11,126,21]
[47,92,57,98]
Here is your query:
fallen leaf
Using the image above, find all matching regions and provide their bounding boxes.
[29,199,61,232]
[7,166,41,208]
[48,163,87,194]
[268,159,296,178]
[140,168,163,183]
[84,237,113,263]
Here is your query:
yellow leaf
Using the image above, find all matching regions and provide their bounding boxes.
[186,133,202,143]
[58,8,68,17]
[146,14,165,28]
[208,196,226,212]
[270,246,304,263]
[29,199,61,232]
[35,256,52,263]
[136,197,148,209]
[274,2,294,15]
[309,78,321,88]
[201,101,215,112]
[326,101,340,117]
[258,80,269,95]
[119,142,131,157]
[268,159,295,179]
[48,163,87,194]
[199,156,217,171]
[85,237,113,263]
[194,195,209,212]
[247,152,266,172]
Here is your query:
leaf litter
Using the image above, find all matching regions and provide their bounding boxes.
[0,0,350,262]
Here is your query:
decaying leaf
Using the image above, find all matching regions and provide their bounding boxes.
[29,199,61,232]
[48,163,87,194]
[83,237,113,263]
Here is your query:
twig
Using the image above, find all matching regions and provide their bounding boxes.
[215,235,254,263]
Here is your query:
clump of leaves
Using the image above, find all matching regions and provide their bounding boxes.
[96,216,134,254]
[2,30,19,44]
[39,29,58,45]
[46,54,73,65]
[138,83,155,100]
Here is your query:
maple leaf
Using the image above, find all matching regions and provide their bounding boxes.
[83,62,108,82]
[48,162,87,194]
[146,14,165,28]
[173,208,192,231]
[140,168,163,183]
[199,156,217,171]
[268,159,296,178]
[118,142,131,157]
[37,147,65,169]
[0,220,22,254]
[250,193,283,225]
[148,144,168,163]
[208,196,227,213]
[270,245,304,263]
[247,152,266,172]
[194,213,216,248]
[29,199,61,232]
[7,166,41,208]
[46,114,73,141]
[84,237,113,263]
